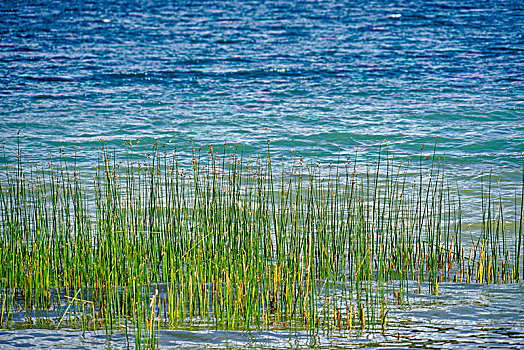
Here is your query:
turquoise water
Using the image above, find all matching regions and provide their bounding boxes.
[1,0,523,348]
[1,1,522,168]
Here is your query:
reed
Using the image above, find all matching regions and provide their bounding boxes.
[0,138,522,347]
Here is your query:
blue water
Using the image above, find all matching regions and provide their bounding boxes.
[1,1,524,348]
[1,0,522,167]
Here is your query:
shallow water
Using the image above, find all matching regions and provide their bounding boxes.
[1,283,523,349]
[1,0,524,348]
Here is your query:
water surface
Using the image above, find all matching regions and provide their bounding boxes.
[1,0,523,348]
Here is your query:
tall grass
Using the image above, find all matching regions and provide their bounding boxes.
[0,138,522,346]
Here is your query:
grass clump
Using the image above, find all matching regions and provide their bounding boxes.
[0,138,523,347]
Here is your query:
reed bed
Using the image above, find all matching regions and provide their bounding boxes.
[0,139,523,347]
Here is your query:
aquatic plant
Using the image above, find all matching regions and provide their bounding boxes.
[0,138,522,348]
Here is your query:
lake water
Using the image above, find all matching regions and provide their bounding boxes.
[1,0,523,348]
[1,283,523,349]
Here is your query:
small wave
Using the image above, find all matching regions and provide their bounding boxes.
[21,75,75,82]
